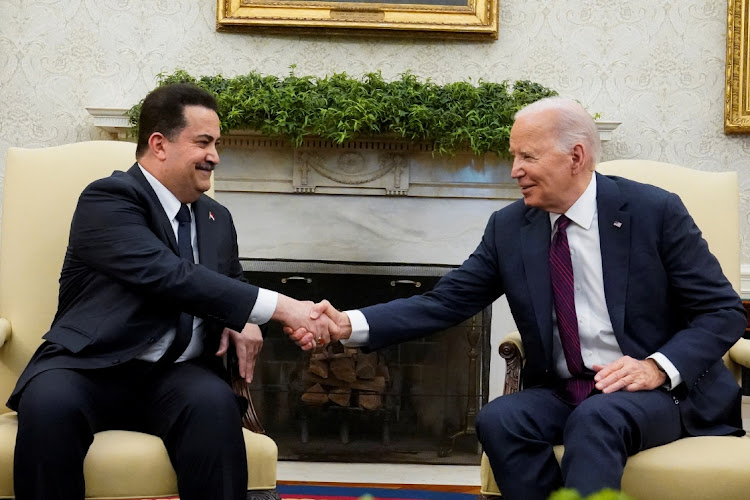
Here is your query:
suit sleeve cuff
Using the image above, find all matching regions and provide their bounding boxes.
[340,310,370,347]
[648,352,682,390]
[247,289,278,325]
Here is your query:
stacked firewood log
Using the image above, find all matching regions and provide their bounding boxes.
[301,344,389,410]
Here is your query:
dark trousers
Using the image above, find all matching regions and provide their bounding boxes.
[475,386,681,500]
[14,360,248,500]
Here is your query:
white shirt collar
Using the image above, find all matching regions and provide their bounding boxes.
[550,173,597,231]
[138,164,189,222]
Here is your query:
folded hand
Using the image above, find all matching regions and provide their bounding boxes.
[594,356,666,393]
[216,323,263,384]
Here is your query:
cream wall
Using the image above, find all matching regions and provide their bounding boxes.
[1,0,749,271]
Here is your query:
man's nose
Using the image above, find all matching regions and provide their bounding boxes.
[510,159,522,178]
[207,145,220,165]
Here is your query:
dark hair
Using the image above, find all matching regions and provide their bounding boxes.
[135,83,219,158]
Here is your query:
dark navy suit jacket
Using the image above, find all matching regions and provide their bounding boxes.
[360,172,746,436]
[9,165,259,409]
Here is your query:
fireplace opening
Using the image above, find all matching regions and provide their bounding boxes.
[243,259,491,465]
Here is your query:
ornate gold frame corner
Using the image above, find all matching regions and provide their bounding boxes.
[216,0,498,40]
[725,0,750,133]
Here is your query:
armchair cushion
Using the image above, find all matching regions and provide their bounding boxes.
[0,412,277,498]
[481,436,750,500]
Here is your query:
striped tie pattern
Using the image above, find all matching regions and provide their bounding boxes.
[550,215,594,405]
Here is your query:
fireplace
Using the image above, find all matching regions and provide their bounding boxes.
[244,259,491,465]
[207,136,523,465]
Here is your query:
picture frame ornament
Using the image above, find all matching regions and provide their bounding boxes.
[216,0,498,40]
[725,0,750,133]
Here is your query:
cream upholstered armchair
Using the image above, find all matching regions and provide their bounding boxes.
[0,141,279,499]
[480,160,750,500]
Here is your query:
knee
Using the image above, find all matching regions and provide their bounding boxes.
[564,397,625,442]
[18,379,88,429]
[476,397,517,441]
[181,382,242,424]
[16,384,94,448]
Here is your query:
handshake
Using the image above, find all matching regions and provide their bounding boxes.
[272,295,352,351]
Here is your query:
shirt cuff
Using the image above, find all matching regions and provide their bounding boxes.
[340,310,370,347]
[648,352,682,390]
[247,288,278,325]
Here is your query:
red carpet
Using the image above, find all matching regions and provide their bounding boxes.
[135,484,477,500]
[277,484,476,499]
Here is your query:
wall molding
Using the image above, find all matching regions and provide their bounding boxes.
[741,264,750,296]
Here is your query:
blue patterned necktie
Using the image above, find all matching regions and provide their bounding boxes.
[550,215,594,404]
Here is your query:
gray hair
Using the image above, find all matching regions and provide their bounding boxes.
[514,97,602,166]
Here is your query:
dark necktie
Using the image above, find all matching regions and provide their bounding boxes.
[159,203,194,365]
[550,215,594,405]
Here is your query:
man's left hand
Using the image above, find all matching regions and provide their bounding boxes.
[594,356,666,393]
[216,323,263,384]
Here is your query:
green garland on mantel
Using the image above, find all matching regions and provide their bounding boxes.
[128,69,557,157]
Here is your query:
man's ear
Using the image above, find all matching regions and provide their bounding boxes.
[570,143,586,174]
[148,132,168,161]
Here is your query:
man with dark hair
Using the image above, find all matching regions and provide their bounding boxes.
[134,83,220,158]
[11,82,329,500]
[293,97,746,499]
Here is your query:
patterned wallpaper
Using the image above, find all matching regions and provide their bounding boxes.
[2,0,749,266]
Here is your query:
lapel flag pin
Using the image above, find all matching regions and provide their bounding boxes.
[613,221,622,228]
[209,211,215,221]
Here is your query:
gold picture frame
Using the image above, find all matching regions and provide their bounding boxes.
[726,0,750,132]
[216,0,498,40]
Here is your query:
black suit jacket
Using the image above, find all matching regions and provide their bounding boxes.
[360,173,747,436]
[9,165,259,409]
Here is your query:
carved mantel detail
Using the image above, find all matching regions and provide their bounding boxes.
[294,150,409,195]
[219,135,516,199]
[87,107,620,200]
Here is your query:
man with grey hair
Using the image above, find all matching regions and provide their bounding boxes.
[293,96,746,498]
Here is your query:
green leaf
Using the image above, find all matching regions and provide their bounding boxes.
[129,70,558,157]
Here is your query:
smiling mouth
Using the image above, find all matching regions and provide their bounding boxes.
[196,163,215,172]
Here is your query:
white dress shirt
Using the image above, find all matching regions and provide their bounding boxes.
[343,174,681,389]
[136,165,277,362]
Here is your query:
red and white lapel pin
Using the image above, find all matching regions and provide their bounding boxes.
[209,211,215,221]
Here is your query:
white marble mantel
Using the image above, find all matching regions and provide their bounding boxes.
[86,105,621,267]
[86,107,620,202]
[85,106,622,270]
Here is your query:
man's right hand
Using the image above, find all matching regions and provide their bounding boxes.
[272,295,340,351]
[283,300,352,345]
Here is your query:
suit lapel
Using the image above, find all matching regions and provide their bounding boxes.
[521,207,554,363]
[127,164,179,253]
[193,197,218,272]
[596,173,630,340]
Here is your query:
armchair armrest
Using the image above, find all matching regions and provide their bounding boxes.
[0,318,10,349]
[729,338,750,368]
[500,331,524,395]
